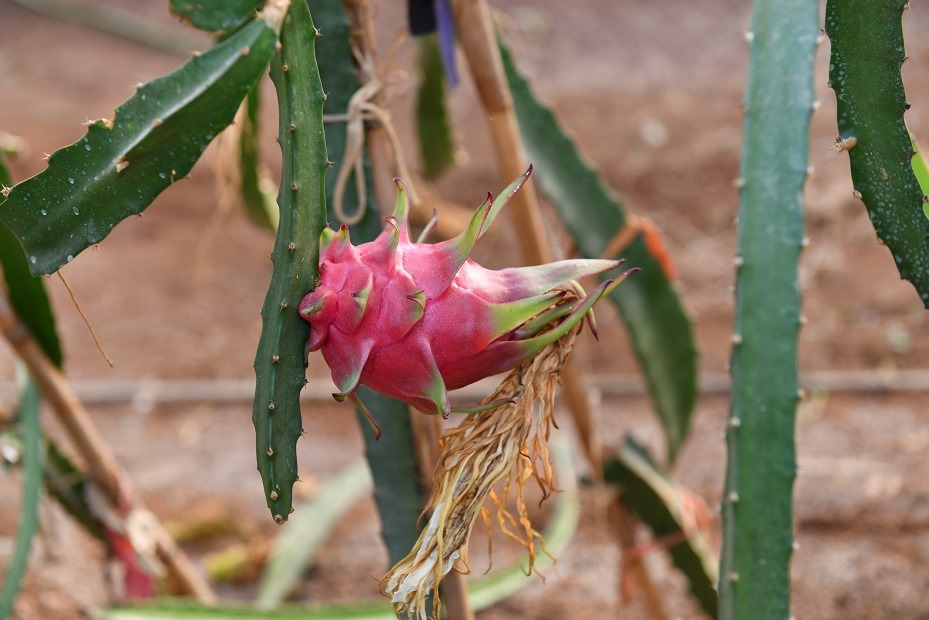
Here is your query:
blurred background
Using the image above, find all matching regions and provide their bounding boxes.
[1,0,929,618]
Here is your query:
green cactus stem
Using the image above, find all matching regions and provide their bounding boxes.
[0,151,62,367]
[826,0,929,307]
[0,12,282,275]
[252,0,327,524]
[0,371,42,620]
[237,86,279,232]
[719,0,817,617]
[416,34,456,180]
[170,0,262,34]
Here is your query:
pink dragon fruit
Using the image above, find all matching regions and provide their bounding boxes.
[298,168,634,433]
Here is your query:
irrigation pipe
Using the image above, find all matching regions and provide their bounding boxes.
[1,370,923,408]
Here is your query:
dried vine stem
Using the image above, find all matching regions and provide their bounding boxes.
[0,288,215,603]
[381,319,580,620]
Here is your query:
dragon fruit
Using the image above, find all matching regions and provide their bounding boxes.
[298,168,634,432]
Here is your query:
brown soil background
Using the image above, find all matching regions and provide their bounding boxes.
[2,0,929,618]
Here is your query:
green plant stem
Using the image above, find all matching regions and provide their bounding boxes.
[253,0,327,523]
[0,13,281,275]
[826,0,929,307]
[416,34,456,180]
[0,371,42,620]
[719,0,817,617]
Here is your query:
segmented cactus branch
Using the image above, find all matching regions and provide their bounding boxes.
[0,15,280,275]
[826,0,929,307]
[719,0,817,617]
[252,0,328,524]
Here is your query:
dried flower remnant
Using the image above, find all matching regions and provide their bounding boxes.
[380,279,630,618]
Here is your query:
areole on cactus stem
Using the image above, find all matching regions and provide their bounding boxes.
[299,167,635,434]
